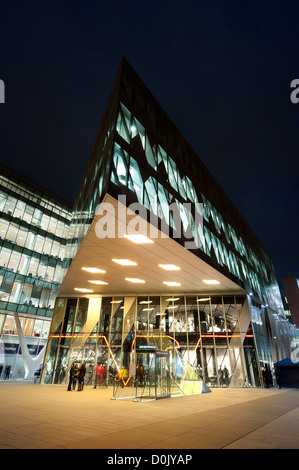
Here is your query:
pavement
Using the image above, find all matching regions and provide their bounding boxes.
[0,380,299,452]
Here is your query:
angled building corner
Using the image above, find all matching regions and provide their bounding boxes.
[39,57,299,395]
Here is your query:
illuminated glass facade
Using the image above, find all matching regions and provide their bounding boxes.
[0,164,72,378]
[43,294,259,392]
[14,57,297,391]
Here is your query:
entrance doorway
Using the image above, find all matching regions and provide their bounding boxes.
[113,348,171,401]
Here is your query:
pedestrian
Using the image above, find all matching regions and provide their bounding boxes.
[0,363,3,378]
[218,367,223,386]
[4,364,11,379]
[262,365,269,388]
[67,362,79,391]
[77,363,86,391]
[223,366,230,387]
[274,367,281,389]
[99,364,105,386]
[93,363,101,388]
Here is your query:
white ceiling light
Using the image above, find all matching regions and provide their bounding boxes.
[74,288,94,293]
[124,234,154,244]
[197,297,211,302]
[142,308,155,311]
[139,300,153,304]
[88,280,109,285]
[112,259,137,266]
[158,264,181,271]
[111,300,123,304]
[163,281,181,287]
[81,267,106,274]
[202,280,220,285]
[166,305,178,309]
[166,297,180,301]
[125,278,146,283]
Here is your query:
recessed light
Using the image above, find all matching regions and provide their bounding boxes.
[166,297,180,301]
[124,234,154,244]
[74,288,94,293]
[166,306,178,309]
[125,278,146,283]
[202,280,220,285]
[139,300,153,304]
[112,259,137,266]
[111,300,123,304]
[81,267,106,274]
[88,280,109,285]
[159,264,180,271]
[142,308,155,311]
[163,281,181,287]
[197,297,211,302]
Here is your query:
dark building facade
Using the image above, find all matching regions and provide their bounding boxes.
[281,274,299,327]
[29,58,298,394]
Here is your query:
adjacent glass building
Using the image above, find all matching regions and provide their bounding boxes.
[2,58,298,392]
[0,164,72,378]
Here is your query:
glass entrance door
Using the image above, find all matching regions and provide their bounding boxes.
[155,351,170,399]
[135,349,170,400]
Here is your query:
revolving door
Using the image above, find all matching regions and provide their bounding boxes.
[136,348,171,400]
[113,348,171,401]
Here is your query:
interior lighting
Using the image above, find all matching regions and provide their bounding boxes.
[163,281,181,286]
[74,288,94,293]
[158,264,181,271]
[125,278,146,283]
[142,308,155,311]
[166,306,178,309]
[112,259,137,266]
[197,297,211,302]
[88,280,109,285]
[111,300,123,304]
[166,298,180,301]
[81,267,106,273]
[124,234,154,244]
[139,300,153,304]
[202,279,220,285]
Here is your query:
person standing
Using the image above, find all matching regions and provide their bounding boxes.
[223,366,230,387]
[262,365,270,388]
[77,363,86,391]
[4,364,11,379]
[99,364,105,386]
[93,363,101,389]
[274,367,281,389]
[67,363,79,391]
[0,363,3,378]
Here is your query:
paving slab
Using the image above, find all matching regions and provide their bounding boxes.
[0,381,299,451]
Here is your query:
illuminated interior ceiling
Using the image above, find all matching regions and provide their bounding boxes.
[59,194,245,296]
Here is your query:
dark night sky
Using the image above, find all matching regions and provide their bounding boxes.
[0,1,298,286]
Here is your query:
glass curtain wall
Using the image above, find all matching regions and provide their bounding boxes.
[42,294,261,389]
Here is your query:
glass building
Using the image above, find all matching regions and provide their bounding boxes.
[0,164,72,378]
[3,58,296,393]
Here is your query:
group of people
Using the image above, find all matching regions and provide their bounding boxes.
[68,362,107,391]
[0,364,11,380]
[262,365,281,389]
[218,366,230,387]
[67,362,86,391]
